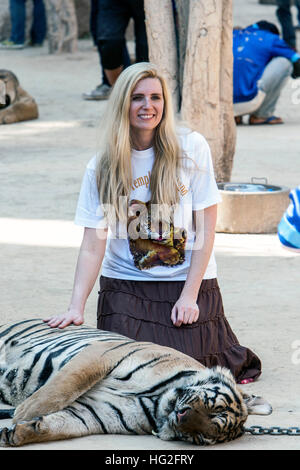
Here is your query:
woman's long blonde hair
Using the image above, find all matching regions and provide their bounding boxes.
[96,62,182,223]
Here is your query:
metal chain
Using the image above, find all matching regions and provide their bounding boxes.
[244,425,300,436]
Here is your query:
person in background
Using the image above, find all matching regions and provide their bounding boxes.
[276,0,299,49]
[83,0,148,101]
[83,0,131,101]
[233,21,300,125]
[0,0,47,49]
[278,186,300,253]
[296,0,300,30]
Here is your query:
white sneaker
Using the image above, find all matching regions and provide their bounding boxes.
[82,83,111,101]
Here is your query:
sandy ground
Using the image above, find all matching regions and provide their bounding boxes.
[0,0,300,451]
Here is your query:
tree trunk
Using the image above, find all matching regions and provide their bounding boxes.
[218,0,236,182]
[144,0,179,112]
[181,0,235,181]
[144,0,236,182]
[174,0,189,107]
[181,0,222,164]
[45,0,78,54]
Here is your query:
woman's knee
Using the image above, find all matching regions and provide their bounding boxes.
[259,57,293,92]
[271,56,293,76]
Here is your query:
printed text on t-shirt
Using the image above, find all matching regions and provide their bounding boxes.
[132,171,188,196]
[132,171,151,190]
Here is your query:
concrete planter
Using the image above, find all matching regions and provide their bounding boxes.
[216,182,290,234]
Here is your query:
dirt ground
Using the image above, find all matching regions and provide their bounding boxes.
[0,0,300,451]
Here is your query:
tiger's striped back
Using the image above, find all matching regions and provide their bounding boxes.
[0,319,133,405]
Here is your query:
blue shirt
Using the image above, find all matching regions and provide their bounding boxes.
[278,186,300,250]
[233,25,300,103]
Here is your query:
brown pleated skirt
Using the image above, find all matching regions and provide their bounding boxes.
[97,276,261,383]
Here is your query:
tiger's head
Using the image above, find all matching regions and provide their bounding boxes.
[127,199,186,243]
[154,366,272,445]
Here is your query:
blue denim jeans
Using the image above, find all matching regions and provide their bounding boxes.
[96,0,148,64]
[10,0,47,45]
[297,0,300,23]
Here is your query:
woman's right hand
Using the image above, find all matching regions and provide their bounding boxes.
[43,309,84,329]
[43,227,107,330]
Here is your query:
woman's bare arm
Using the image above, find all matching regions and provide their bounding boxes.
[171,204,217,327]
[44,227,107,328]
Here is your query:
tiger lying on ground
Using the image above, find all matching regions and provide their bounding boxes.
[0,319,272,447]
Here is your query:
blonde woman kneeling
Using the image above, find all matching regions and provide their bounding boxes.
[44,62,261,384]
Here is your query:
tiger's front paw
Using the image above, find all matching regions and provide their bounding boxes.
[13,398,44,424]
[13,393,53,423]
[0,425,16,447]
[0,418,41,447]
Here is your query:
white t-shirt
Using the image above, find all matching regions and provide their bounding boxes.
[74,130,222,281]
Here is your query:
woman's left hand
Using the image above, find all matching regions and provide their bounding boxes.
[171,296,199,327]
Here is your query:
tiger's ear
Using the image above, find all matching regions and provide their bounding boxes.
[242,393,272,415]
